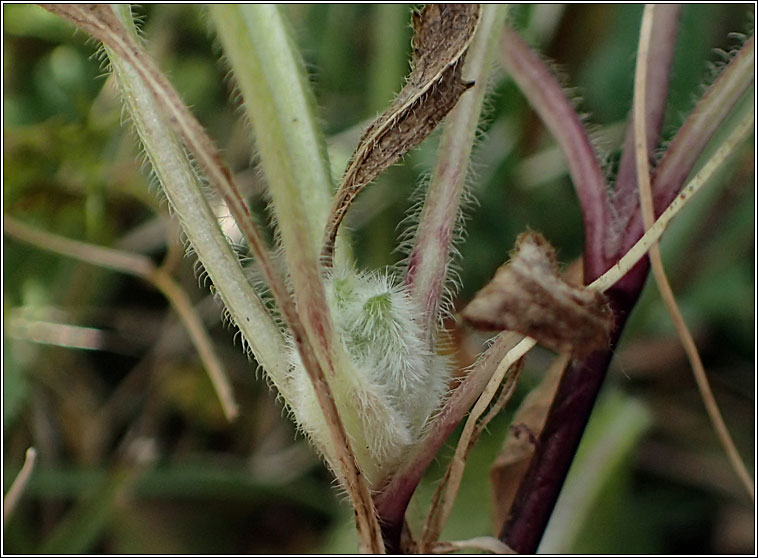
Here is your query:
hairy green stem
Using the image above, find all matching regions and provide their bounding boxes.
[103,6,291,400]
[210,5,334,255]
[209,6,383,550]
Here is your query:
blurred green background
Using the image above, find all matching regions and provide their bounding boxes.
[3,4,754,554]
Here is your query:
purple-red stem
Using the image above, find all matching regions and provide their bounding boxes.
[378,17,753,556]
[495,21,673,549]
[501,25,611,280]
[405,4,508,348]
[622,34,754,256]
[499,279,646,552]
[500,22,755,556]
[375,332,524,552]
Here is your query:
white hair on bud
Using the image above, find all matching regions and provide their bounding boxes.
[285,266,451,486]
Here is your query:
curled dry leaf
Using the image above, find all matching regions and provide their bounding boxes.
[462,232,613,357]
[322,3,481,264]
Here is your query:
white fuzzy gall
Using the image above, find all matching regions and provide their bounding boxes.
[286,267,450,485]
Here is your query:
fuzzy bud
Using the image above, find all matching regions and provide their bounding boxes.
[286,267,450,486]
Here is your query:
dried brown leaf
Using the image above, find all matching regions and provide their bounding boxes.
[462,232,613,357]
[322,4,481,264]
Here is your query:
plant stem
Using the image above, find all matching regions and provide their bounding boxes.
[500,25,611,281]
[610,4,680,259]
[378,106,752,551]
[405,4,508,345]
[633,5,754,502]
[210,5,334,257]
[420,354,525,550]
[375,332,525,551]
[591,113,755,293]
[3,215,240,421]
[40,6,301,387]
[3,448,37,526]
[210,7,385,550]
[622,34,755,257]
[498,291,635,553]
[500,105,755,555]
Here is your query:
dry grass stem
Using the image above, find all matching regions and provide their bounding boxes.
[3,448,37,525]
[3,216,239,421]
[633,5,754,502]
[420,338,534,550]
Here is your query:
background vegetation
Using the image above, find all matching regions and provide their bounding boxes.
[3,4,754,553]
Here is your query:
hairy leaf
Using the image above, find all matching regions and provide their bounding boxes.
[322,4,481,263]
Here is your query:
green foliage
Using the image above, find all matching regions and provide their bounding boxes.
[3,4,753,553]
